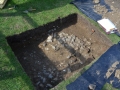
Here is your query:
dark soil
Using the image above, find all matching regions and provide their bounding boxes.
[6,13,112,90]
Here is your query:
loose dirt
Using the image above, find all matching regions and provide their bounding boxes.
[7,13,112,90]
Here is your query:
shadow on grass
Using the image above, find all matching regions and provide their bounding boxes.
[0,0,72,27]
[0,31,35,89]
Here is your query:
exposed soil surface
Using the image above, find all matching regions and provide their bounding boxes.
[7,13,112,90]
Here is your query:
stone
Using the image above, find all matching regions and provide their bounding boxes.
[86,41,92,46]
[53,77,58,81]
[69,42,75,48]
[42,78,46,83]
[23,10,29,13]
[77,58,83,64]
[115,69,120,79]
[71,37,75,43]
[45,47,49,51]
[42,42,47,47]
[79,46,84,53]
[110,80,114,84]
[87,48,91,53]
[69,57,77,64]
[51,45,56,50]
[53,38,56,42]
[48,74,53,79]
[112,61,119,68]
[112,1,114,4]
[61,37,66,42]
[79,41,84,47]
[23,57,26,59]
[67,68,71,73]
[75,37,80,43]
[55,46,60,51]
[36,81,40,85]
[106,67,115,79]
[58,38,63,44]
[67,54,72,59]
[46,35,53,42]
[63,69,66,72]
[53,33,57,38]
[59,33,64,37]
[47,84,53,88]
[93,0,100,4]
[75,47,79,50]
[88,84,96,90]
[83,38,87,42]
[96,70,100,75]
[39,84,44,87]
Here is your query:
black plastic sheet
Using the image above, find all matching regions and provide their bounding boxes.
[67,42,120,90]
[72,0,111,21]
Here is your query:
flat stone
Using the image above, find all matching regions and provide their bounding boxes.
[47,84,53,88]
[69,57,77,64]
[79,41,84,47]
[106,67,115,79]
[48,74,53,79]
[86,41,92,46]
[53,77,58,81]
[36,81,40,85]
[94,0,100,4]
[59,33,64,37]
[112,61,119,68]
[67,68,71,73]
[89,84,96,90]
[42,78,46,83]
[46,35,53,42]
[83,38,87,42]
[51,45,56,50]
[23,10,29,13]
[40,84,44,87]
[115,69,120,79]
[67,54,72,59]
[42,42,47,47]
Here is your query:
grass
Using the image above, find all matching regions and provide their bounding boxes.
[0,0,120,90]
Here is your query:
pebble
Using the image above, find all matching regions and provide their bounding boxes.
[45,48,49,51]
[48,74,53,79]
[115,69,120,79]
[86,41,92,46]
[53,77,58,81]
[89,84,96,90]
[23,57,27,59]
[36,81,40,85]
[47,84,53,88]
[42,78,46,83]
[93,0,100,4]
[40,84,44,87]
[67,54,71,59]
[51,45,56,50]
[67,68,71,73]
[42,42,47,47]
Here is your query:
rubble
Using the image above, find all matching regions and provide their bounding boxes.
[33,32,97,89]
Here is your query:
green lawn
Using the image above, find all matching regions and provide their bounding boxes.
[0,0,120,90]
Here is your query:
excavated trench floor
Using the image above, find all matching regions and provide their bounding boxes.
[6,13,112,90]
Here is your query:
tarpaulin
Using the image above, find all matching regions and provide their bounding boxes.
[71,0,111,21]
[66,42,120,90]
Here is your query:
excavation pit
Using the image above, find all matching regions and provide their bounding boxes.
[6,13,112,90]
